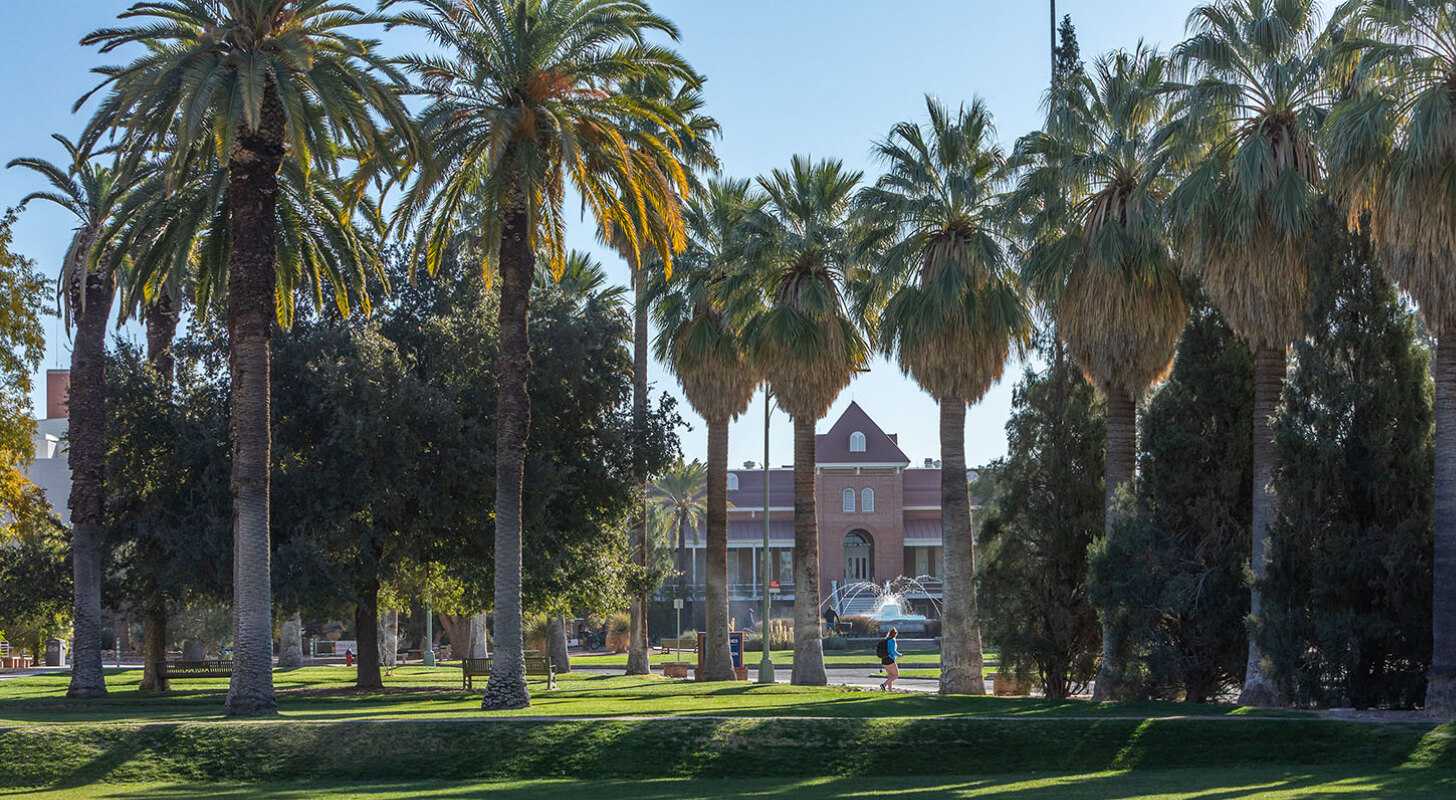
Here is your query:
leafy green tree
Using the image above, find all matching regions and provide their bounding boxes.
[742,156,867,686]
[0,490,70,664]
[1261,211,1433,709]
[854,98,1029,695]
[650,178,762,681]
[1324,0,1456,714]
[1089,297,1253,702]
[0,209,46,526]
[9,136,142,699]
[1014,45,1191,698]
[978,333,1104,700]
[1166,0,1331,706]
[386,0,702,709]
[82,1,415,715]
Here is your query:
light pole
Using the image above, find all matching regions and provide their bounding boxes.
[758,385,776,684]
[423,602,436,667]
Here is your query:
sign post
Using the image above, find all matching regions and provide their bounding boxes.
[673,597,684,652]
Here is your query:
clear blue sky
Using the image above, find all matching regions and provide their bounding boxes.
[0,0,1192,469]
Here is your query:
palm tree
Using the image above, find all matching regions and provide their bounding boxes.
[649,459,707,630]
[853,98,1031,695]
[650,179,763,681]
[1166,0,1331,706]
[81,1,415,715]
[1325,0,1456,714]
[9,134,143,699]
[601,77,719,676]
[742,156,867,686]
[386,0,702,709]
[1014,46,1191,699]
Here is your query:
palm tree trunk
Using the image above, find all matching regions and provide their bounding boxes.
[278,613,304,668]
[547,614,571,673]
[1428,339,1456,714]
[66,256,114,700]
[1093,386,1137,702]
[1239,344,1285,707]
[790,415,827,685]
[355,579,382,690]
[138,296,180,694]
[938,397,985,695]
[703,416,734,680]
[677,510,691,630]
[627,270,652,675]
[470,612,490,659]
[222,87,287,717]
[483,192,532,710]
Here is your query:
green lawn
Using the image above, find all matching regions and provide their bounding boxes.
[0,666,1290,726]
[570,648,955,668]
[18,769,1456,799]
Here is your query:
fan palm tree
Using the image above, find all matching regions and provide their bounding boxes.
[650,178,763,681]
[1166,0,1331,706]
[80,0,416,715]
[649,459,708,630]
[1014,46,1191,699]
[1325,0,1456,714]
[853,97,1031,695]
[742,156,867,686]
[8,135,142,699]
[386,0,702,709]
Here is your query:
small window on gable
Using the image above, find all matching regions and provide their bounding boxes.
[849,431,866,453]
[861,487,875,513]
[842,488,856,513]
[727,473,739,491]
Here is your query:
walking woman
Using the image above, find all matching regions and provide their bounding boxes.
[877,627,899,690]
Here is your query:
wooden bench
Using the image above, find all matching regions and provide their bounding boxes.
[156,659,234,679]
[461,652,555,690]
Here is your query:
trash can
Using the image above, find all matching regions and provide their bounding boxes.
[45,638,67,667]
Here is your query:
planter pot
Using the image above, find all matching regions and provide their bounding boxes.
[662,661,690,679]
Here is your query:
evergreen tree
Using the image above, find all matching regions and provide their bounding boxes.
[1088,297,1254,702]
[1261,211,1434,709]
[1054,15,1084,85]
[978,333,1103,699]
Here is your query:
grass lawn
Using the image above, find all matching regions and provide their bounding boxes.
[17,768,1456,799]
[0,666,1286,726]
[4,667,1452,797]
[571,648,956,668]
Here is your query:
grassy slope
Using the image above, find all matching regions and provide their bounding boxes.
[23,769,1456,799]
[571,649,956,668]
[0,668,1292,725]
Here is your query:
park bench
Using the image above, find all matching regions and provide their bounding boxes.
[156,659,234,679]
[461,651,555,691]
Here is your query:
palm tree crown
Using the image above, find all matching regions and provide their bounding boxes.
[1167,0,1332,350]
[854,96,1030,403]
[1015,45,1189,398]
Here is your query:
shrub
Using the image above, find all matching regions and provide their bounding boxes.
[605,611,631,654]
[665,630,698,650]
[840,615,879,636]
[822,635,851,651]
[523,614,550,654]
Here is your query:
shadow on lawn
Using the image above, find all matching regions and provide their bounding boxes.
[25,770,1456,800]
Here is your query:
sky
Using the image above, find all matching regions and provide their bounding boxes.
[0,0,1194,470]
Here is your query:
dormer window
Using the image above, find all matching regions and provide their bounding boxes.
[842,488,856,512]
[727,473,739,491]
[849,431,866,453]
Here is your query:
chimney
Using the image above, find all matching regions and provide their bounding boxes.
[46,370,70,419]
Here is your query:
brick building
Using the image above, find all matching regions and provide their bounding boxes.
[680,401,955,624]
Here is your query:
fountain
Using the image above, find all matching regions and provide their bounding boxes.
[824,576,941,636]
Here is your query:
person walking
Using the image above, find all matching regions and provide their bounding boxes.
[877,628,900,691]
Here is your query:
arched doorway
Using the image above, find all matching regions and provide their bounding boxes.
[843,530,873,583]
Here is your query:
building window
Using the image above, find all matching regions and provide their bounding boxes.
[861,487,875,513]
[849,431,866,452]
[842,488,856,513]
[727,473,739,491]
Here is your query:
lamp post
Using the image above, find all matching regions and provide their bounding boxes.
[423,603,436,667]
[758,385,776,684]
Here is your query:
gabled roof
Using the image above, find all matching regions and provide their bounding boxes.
[814,401,911,465]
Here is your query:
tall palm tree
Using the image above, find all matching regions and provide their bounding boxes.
[853,98,1031,695]
[386,0,702,709]
[9,134,143,699]
[1015,46,1191,699]
[1325,0,1456,714]
[1167,0,1331,706]
[602,77,719,676]
[81,1,416,715]
[742,156,867,686]
[650,179,763,681]
[648,459,707,631]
